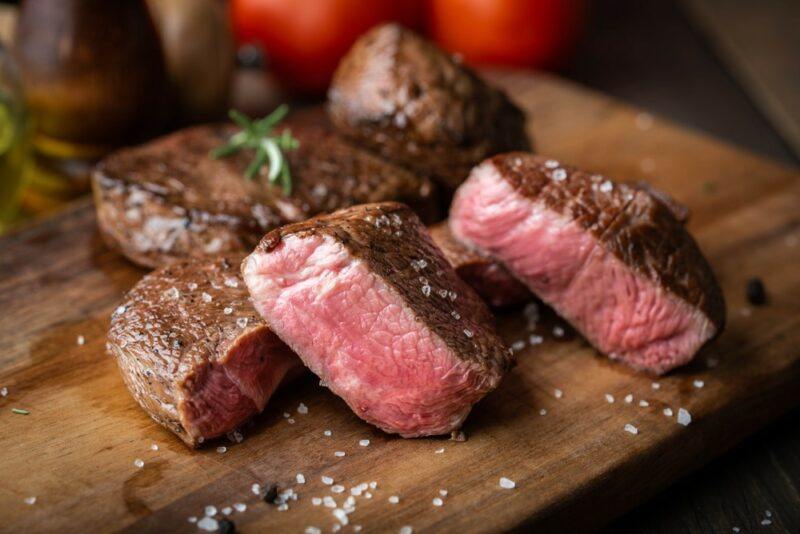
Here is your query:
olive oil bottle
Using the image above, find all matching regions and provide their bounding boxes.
[0,43,30,233]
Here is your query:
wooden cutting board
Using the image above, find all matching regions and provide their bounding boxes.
[1,71,798,533]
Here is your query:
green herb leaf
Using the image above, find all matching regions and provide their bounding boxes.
[210,105,299,194]
[12,408,29,415]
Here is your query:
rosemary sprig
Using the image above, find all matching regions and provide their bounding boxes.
[210,105,299,194]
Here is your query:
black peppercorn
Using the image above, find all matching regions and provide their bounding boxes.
[261,483,279,504]
[746,278,767,305]
[218,518,236,534]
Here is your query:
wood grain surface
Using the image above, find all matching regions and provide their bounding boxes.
[1,71,799,533]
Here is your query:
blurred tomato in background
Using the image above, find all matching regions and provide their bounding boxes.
[230,0,422,94]
[427,0,587,69]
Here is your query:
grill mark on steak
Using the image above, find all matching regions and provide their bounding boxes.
[428,222,532,308]
[93,109,438,269]
[328,23,530,191]
[107,257,302,447]
[485,153,725,328]
[243,202,512,436]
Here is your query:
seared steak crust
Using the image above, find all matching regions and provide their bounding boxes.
[107,257,300,447]
[429,222,531,307]
[328,24,530,190]
[255,202,512,380]
[93,111,436,268]
[487,153,725,329]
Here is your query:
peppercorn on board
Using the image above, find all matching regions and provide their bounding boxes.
[0,71,798,532]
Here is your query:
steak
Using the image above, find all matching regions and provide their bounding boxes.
[242,202,513,437]
[328,23,530,192]
[93,109,437,269]
[449,153,725,374]
[107,257,302,447]
[429,222,532,308]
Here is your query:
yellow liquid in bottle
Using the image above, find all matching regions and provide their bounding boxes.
[0,97,30,233]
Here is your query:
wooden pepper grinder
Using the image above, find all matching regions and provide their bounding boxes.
[15,0,167,205]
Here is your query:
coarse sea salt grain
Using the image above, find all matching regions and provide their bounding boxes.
[150,443,159,451]
[201,292,212,303]
[322,476,334,485]
[287,418,295,424]
[324,430,332,436]
[399,527,413,534]
[311,497,322,506]
[205,505,217,516]
[234,503,246,512]
[544,159,559,169]
[236,317,248,329]
[323,496,336,508]
[432,497,443,506]
[439,489,448,496]
[298,403,308,414]
[278,503,288,511]
[251,483,261,495]
[677,408,692,426]
[435,448,445,454]
[217,446,227,454]
[24,496,36,505]
[134,459,144,468]
[223,307,233,315]
[624,424,639,435]
[305,527,321,534]
[539,408,547,416]
[761,519,772,526]
[499,477,516,489]
[624,394,633,404]
[511,340,526,352]
[334,451,346,457]
[552,326,565,338]
[639,400,649,407]
[188,516,197,523]
[552,168,567,181]
[389,495,400,504]
[651,382,661,390]
[333,508,349,525]
[463,329,473,338]
[221,507,232,516]
[296,473,305,484]
[554,389,563,399]
[1,386,7,397]
[77,335,85,346]
[331,485,345,494]
[693,380,705,388]
[359,439,370,447]
[663,408,674,417]
[197,517,218,531]
[529,335,543,345]
[605,394,615,403]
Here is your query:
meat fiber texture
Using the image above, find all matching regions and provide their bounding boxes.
[92,107,437,269]
[242,202,513,437]
[328,23,530,192]
[450,153,725,374]
[429,222,532,308]
[107,257,302,447]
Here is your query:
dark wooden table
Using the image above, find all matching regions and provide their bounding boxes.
[564,1,799,532]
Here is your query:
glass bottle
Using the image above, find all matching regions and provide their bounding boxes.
[0,41,30,232]
[15,0,167,208]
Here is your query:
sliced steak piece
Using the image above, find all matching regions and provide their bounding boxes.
[449,153,725,374]
[108,257,302,447]
[328,23,530,192]
[429,222,531,308]
[242,202,512,437]
[93,109,437,269]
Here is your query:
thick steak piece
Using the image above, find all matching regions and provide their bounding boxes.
[328,23,529,191]
[450,153,726,374]
[93,110,437,269]
[429,222,532,308]
[242,203,513,437]
[108,257,302,447]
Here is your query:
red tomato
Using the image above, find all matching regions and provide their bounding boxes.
[426,0,587,69]
[231,0,422,94]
